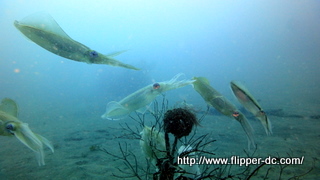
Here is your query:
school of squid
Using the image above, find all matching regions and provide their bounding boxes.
[4,12,272,166]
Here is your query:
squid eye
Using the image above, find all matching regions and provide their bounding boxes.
[232,111,240,118]
[153,83,160,89]
[89,51,99,58]
[5,123,15,134]
[6,123,14,130]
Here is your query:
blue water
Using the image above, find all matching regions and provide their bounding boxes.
[0,0,319,179]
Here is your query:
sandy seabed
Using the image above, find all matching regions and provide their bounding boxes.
[0,105,319,180]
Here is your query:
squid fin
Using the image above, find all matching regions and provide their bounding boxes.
[0,98,18,117]
[15,12,71,39]
[105,50,128,57]
[101,101,129,120]
[193,77,210,85]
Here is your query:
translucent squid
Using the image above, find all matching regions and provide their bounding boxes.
[177,145,201,178]
[0,98,54,166]
[140,126,166,169]
[14,12,139,70]
[101,73,195,120]
[192,77,256,149]
[230,81,272,135]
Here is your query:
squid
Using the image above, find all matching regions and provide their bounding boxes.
[101,73,195,120]
[177,145,201,178]
[140,126,166,169]
[14,12,139,70]
[192,77,255,149]
[0,98,54,166]
[230,81,272,135]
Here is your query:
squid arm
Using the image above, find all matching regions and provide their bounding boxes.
[12,122,54,166]
[0,98,54,166]
[192,77,256,149]
[230,81,272,135]
[101,73,195,120]
[14,12,139,70]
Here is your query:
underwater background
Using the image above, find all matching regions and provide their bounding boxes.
[0,0,319,179]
